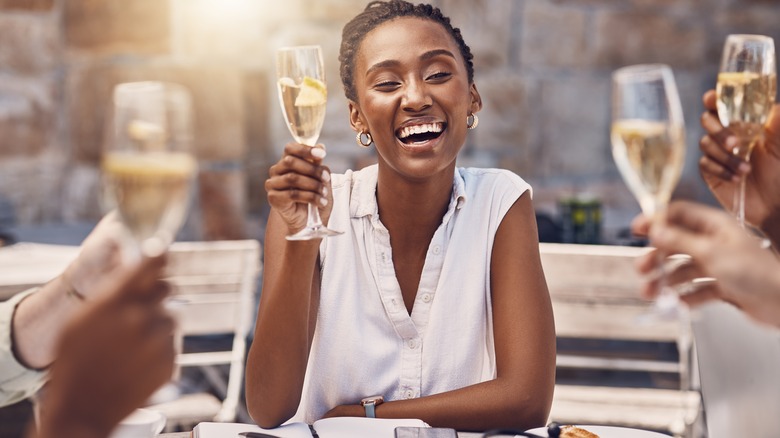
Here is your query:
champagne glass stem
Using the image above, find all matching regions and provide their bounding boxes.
[731,136,754,228]
[734,177,747,227]
[652,208,680,319]
[653,249,679,316]
[307,203,323,229]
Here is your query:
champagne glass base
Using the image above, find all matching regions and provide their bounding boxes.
[286,225,344,241]
[635,290,681,325]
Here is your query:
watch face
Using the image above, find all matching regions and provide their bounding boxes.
[361,396,384,405]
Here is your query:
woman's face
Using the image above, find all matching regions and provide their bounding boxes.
[349,17,481,181]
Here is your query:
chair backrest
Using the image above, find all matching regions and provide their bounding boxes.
[539,243,701,435]
[692,302,780,438]
[540,242,685,348]
[164,239,261,422]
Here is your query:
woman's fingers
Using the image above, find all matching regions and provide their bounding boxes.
[665,259,704,287]
[266,143,330,209]
[702,89,717,111]
[630,214,651,238]
[699,92,751,181]
[700,134,748,177]
[270,153,325,179]
[678,283,722,308]
[637,254,699,299]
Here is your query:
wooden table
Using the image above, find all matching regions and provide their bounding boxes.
[0,242,79,300]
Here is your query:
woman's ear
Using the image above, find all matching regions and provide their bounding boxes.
[469,83,483,114]
[348,100,367,133]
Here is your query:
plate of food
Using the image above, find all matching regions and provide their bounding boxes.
[525,424,671,438]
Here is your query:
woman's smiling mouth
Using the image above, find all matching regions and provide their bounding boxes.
[396,122,446,145]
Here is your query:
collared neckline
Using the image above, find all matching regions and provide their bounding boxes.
[349,165,468,224]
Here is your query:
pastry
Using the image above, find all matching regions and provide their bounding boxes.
[559,425,600,438]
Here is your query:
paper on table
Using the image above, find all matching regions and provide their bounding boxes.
[193,417,429,438]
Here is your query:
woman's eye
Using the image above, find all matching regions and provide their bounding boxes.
[374,81,400,90]
[427,72,451,81]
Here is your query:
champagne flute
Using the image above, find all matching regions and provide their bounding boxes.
[103,81,198,260]
[716,34,776,227]
[276,45,342,240]
[611,64,686,319]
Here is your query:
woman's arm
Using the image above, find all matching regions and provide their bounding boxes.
[323,193,556,431]
[245,142,333,428]
[12,213,123,370]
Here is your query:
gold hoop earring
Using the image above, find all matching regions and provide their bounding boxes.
[356,131,373,147]
[467,114,479,130]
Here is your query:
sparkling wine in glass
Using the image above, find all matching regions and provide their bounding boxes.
[611,64,686,319]
[716,34,776,227]
[276,45,342,240]
[103,81,198,259]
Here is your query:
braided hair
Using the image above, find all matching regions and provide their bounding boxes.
[338,0,475,102]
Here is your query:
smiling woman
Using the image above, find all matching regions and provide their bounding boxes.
[246,0,556,433]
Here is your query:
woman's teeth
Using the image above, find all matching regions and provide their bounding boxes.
[398,122,444,144]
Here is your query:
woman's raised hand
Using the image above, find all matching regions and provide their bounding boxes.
[635,201,780,328]
[699,89,780,230]
[265,143,334,235]
[36,255,175,438]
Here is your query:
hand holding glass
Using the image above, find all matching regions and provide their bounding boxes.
[103,81,198,259]
[611,64,686,319]
[276,45,342,240]
[716,34,776,227]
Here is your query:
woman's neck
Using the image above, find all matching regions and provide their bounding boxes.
[375,166,454,240]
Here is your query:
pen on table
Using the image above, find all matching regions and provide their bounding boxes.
[237,424,319,438]
[238,432,282,438]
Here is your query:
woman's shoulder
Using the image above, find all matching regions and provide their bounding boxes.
[457,167,531,195]
[331,164,377,189]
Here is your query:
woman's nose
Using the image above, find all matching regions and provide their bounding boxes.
[402,80,432,112]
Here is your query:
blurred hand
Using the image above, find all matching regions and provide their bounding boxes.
[632,213,720,306]
[265,142,334,235]
[36,255,175,438]
[698,89,780,231]
[635,201,780,327]
[62,212,124,299]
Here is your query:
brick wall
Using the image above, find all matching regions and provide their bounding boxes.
[2,0,780,240]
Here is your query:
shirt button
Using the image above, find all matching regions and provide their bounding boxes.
[432,245,441,255]
[404,389,415,399]
[421,293,432,303]
[407,339,417,349]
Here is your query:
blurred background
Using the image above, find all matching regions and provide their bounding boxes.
[4,1,780,436]
[3,0,780,244]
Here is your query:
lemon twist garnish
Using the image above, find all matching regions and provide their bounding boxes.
[127,120,164,142]
[294,76,327,107]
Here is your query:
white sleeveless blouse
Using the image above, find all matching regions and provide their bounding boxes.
[290,164,531,424]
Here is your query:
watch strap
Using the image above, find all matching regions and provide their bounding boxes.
[361,395,384,418]
[364,401,377,418]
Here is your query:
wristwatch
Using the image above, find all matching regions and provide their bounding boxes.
[360,395,384,418]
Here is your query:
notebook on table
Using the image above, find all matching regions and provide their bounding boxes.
[193,417,429,438]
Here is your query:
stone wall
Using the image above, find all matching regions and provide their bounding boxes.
[2,0,780,241]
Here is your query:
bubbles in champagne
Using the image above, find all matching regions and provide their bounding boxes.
[277,76,327,146]
[102,151,197,252]
[611,119,686,216]
[716,72,776,157]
